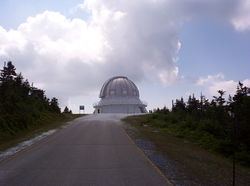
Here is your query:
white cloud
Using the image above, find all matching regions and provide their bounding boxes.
[0,2,182,111]
[81,0,183,83]
[158,68,179,85]
[231,0,250,31]
[196,73,224,86]
[196,73,250,96]
[209,80,237,96]
[0,0,249,112]
[0,11,109,108]
[0,11,107,67]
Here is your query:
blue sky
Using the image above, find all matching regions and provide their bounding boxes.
[0,0,250,113]
[0,0,83,29]
[179,19,250,80]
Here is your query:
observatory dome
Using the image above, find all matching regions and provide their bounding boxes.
[100,76,139,98]
[94,76,147,114]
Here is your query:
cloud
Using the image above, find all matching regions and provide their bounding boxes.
[196,73,224,86]
[0,1,184,104]
[0,11,108,100]
[81,0,184,83]
[196,73,250,96]
[0,0,249,112]
[231,0,250,31]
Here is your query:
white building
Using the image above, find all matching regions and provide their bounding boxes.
[94,76,147,114]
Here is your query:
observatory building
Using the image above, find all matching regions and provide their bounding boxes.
[94,76,147,114]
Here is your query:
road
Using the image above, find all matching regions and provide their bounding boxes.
[0,114,171,186]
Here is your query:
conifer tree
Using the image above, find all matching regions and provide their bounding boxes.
[63,106,70,113]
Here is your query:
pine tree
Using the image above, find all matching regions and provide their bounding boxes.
[0,61,16,83]
[50,97,61,113]
[63,106,70,113]
[213,90,226,107]
[173,97,186,112]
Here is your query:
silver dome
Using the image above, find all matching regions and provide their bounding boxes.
[99,76,140,98]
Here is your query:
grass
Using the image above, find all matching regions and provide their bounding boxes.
[0,113,84,151]
[123,114,250,185]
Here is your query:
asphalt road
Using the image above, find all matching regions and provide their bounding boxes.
[0,114,171,186]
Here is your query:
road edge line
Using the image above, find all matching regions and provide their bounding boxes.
[121,124,173,186]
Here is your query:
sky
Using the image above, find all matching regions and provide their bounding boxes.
[0,0,250,113]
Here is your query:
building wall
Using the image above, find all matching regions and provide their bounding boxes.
[95,104,145,114]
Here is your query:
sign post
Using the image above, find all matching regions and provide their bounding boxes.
[79,105,85,114]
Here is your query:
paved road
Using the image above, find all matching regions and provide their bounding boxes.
[0,114,170,186]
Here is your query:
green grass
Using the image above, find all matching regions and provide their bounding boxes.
[123,114,250,185]
[0,113,84,151]
[124,113,235,155]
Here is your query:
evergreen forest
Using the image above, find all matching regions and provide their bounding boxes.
[0,61,63,140]
[149,82,250,165]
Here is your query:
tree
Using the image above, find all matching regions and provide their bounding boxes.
[231,82,250,152]
[0,61,63,137]
[0,61,19,114]
[187,94,199,113]
[200,94,210,112]
[0,61,16,83]
[213,90,226,107]
[30,88,45,100]
[151,81,250,166]
[63,106,70,113]
[50,97,61,113]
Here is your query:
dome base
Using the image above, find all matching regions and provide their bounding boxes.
[94,104,147,114]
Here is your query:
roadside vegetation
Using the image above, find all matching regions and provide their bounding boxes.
[0,61,79,150]
[126,82,250,166]
[123,82,250,184]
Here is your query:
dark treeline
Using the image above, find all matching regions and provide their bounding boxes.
[153,83,250,165]
[0,61,62,136]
